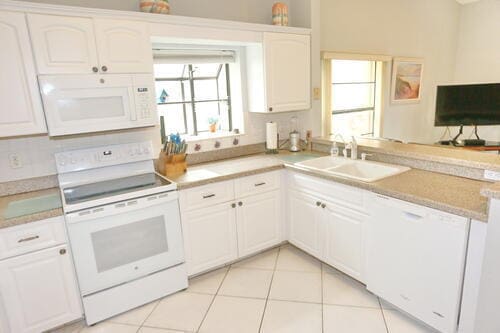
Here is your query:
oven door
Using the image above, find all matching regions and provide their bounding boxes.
[39,74,156,136]
[65,192,184,296]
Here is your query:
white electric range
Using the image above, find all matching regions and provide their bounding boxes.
[55,141,187,325]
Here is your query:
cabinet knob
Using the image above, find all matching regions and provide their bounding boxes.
[59,248,67,255]
[231,203,236,208]
[316,201,321,207]
[269,107,273,112]
[92,66,98,73]
[321,203,326,209]
[101,65,108,72]
[238,201,243,206]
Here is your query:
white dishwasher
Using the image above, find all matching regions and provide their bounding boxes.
[365,193,469,333]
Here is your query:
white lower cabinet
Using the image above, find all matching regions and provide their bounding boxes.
[180,171,283,276]
[288,188,366,283]
[236,190,282,258]
[323,200,365,282]
[0,245,82,333]
[288,190,323,258]
[182,202,238,275]
[366,194,469,333]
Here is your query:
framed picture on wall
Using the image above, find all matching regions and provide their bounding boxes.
[390,57,424,104]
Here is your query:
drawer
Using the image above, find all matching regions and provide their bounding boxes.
[180,180,235,211]
[288,171,365,213]
[0,216,67,260]
[235,171,281,198]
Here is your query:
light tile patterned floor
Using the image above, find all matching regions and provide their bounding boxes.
[50,244,436,333]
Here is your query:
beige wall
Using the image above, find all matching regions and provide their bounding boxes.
[451,0,500,141]
[320,0,462,144]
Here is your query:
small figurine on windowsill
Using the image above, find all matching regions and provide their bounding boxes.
[208,117,219,133]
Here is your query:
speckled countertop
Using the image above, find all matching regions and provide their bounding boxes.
[313,137,500,172]
[169,152,491,222]
[0,188,63,229]
[481,182,500,200]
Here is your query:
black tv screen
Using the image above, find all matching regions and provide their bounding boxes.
[435,83,500,126]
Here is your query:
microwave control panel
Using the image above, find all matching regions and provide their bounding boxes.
[135,86,153,120]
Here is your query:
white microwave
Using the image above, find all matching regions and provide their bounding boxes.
[38,74,157,136]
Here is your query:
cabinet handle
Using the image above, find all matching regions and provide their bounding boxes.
[101,65,108,72]
[231,203,236,208]
[18,235,39,243]
[403,211,423,220]
[238,201,243,206]
[203,194,216,199]
[316,201,321,207]
[92,66,98,73]
[269,107,273,112]
[254,182,266,187]
[321,203,326,209]
[59,248,67,255]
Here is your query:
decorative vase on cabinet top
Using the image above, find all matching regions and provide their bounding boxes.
[272,2,289,26]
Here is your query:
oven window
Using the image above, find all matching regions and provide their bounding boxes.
[91,216,169,273]
[58,96,125,121]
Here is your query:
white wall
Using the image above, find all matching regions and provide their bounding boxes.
[448,0,500,142]
[320,0,462,144]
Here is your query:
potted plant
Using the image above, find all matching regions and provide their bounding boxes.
[208,117,218,133]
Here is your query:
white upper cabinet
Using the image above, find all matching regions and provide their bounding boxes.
[28,14,99,74]
[0,11,47,137]
[246,32,311,113]
[94,19,153,74]
[263,33,311,113]
[27,14,153,74]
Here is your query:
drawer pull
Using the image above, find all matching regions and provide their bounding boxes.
[203,194,216,199]
[254,182,266,187]
[18,235,40,243]
[403,212,424,220]
[433,311,444,318]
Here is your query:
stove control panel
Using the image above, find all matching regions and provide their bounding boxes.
[55,141,154,174]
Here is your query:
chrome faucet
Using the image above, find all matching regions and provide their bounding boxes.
[331,134,345,157]
[350,136,358,160]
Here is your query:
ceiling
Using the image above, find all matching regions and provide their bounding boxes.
[455,0,480,4]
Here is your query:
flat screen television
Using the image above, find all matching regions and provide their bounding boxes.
[434,83,500,126]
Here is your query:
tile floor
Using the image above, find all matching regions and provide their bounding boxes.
[50,244,436,333]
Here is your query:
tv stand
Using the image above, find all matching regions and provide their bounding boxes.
[452,125,486,146]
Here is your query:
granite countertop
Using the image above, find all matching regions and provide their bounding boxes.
[313,136,500,172]
[481,182,500,200]
[169,151,491,222]
[0,188,63,230]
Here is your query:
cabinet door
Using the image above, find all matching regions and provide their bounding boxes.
[288,190,322,258]
[236,190,282,257]
[94,19,153,74]
[28,14,99,74]
[263,33,311,112]
[323,201,365,283]
[0,12,47,137]
[182,202,238,276]
[0,245,82,333]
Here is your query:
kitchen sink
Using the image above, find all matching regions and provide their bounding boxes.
[295,156,410,182]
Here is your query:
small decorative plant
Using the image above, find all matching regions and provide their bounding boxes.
[208,117,219,133]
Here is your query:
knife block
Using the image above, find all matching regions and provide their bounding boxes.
[158,152,187,177]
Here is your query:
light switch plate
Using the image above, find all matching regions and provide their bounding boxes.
[484,170,500,181]
[313,87,321,100]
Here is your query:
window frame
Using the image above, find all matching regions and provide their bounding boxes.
[321,52,391,138]
[155,63,233,137]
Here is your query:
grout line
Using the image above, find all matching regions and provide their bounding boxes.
[195,265,231,332]
[258,246,281,332]
[321,263,324,333]
[137,299,162,329]
[379,298,390,333]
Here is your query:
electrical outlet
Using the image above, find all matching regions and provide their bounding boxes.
[313,87,321,100]
[9,153,23,169]
[484,170,500,181]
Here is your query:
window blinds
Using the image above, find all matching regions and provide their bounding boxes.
[153,49,236,64]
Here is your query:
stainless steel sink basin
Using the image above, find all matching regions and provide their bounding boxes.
[295,156,410,182]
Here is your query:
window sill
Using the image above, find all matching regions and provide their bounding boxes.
[183,131,242,142]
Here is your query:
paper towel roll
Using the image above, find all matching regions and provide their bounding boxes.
[266,122,278,150]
